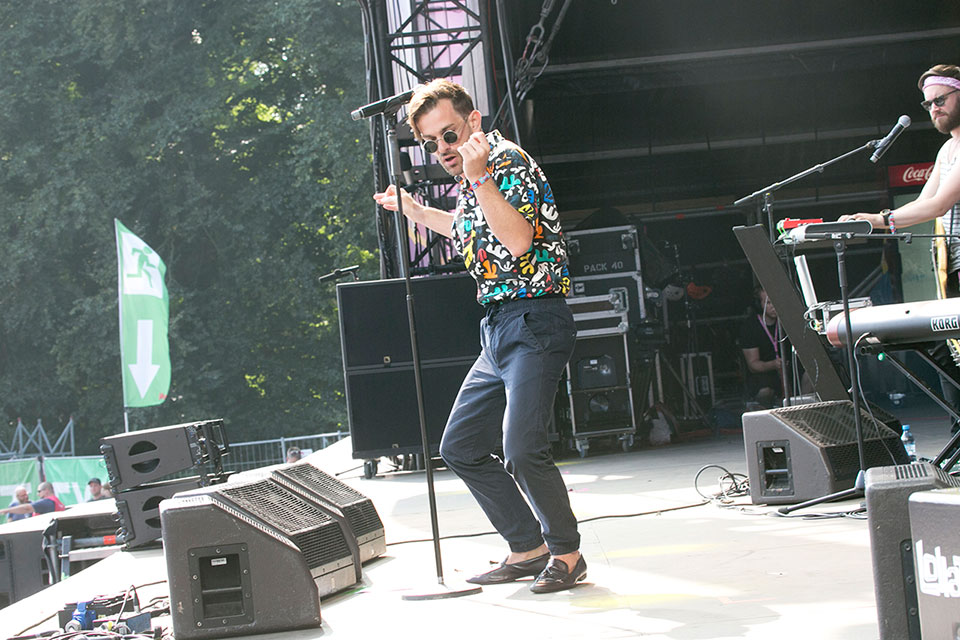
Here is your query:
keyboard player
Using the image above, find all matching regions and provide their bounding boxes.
[840,63,960,435]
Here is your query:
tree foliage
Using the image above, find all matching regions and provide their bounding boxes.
[0,0,377,452]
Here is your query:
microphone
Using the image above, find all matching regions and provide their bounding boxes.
[351,89,415,121]
[318,265,360,283]
[869,115,911,163]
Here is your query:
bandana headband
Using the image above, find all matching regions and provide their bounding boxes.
[923,76,960,92]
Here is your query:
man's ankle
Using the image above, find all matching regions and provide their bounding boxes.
[508,545,548,563]
[552,550,581,566]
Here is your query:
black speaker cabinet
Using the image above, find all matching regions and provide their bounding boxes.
[161,469,373,639]
[336,273,483,369]
[743,400,909,504]
[115,477,204,549]
[101,419,227,491]
[908,487,960,639]
[337,274,484,460]
[865,463,960,640]
[344,359,474,459]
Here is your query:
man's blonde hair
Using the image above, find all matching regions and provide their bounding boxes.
[406,79,475,140]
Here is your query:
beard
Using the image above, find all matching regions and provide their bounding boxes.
[934,107,960,134]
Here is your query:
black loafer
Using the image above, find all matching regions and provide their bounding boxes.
[530,555,587,593]
[466,553,550,585]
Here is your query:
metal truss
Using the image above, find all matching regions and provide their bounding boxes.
[0,417,76,459]
[359,0,502,277]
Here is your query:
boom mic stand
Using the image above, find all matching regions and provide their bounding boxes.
[357,95,480,600]
[734,139,882,244]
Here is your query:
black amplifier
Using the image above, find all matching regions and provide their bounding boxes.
[566,225,641,277]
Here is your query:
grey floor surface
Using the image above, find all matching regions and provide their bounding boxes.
[1,395,953,640]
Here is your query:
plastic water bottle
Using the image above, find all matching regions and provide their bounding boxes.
[901,424,917,462]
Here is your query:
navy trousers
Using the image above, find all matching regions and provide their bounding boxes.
[439,297,580,556]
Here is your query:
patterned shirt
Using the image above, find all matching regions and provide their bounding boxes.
[451,130,570,305]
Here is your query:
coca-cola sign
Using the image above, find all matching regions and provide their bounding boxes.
[889,162,934,188]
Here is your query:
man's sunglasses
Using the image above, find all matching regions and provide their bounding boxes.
[421,128,461,154]
[921,89,960,112]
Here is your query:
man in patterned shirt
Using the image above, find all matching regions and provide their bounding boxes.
[373,79,585,593]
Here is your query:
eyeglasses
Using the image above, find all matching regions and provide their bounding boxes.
[921,88,960,112]
[420,123,466,154]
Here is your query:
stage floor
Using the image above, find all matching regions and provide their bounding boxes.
[1,397,953,640]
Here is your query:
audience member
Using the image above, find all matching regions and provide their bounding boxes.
[6,486,29,522]
[88,477,110,501]
[0,482,65,517]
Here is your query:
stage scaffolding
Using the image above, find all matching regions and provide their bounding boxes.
[357,0,530,277]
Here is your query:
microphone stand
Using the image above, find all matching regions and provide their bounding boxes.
[779,227,868,513]
[377,106,481,600]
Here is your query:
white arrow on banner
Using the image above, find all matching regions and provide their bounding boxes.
[128,319,160,398]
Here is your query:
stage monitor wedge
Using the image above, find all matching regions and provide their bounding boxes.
[160,466,377,639]
[271,462,386,565]
[161,493,322,640]
[865,463,960,640]
[743,400,909,504]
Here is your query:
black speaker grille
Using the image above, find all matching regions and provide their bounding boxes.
[896,463,931,480]
[823,437,903,483]
[219,480,351,568]
[279,465,384,538]
[294,521,354,571]
[284,465,363,504]
[773,401,895,446]
[771,400,908,483]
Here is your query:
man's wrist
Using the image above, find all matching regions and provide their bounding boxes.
[466,170,492,191]
[883,209,898,233]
